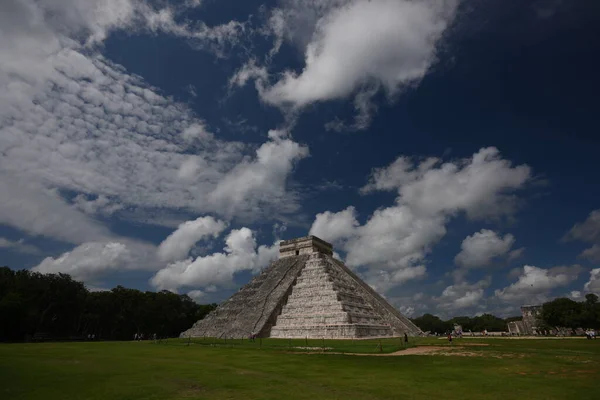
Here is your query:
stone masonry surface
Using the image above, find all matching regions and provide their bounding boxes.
[181,236,422,339]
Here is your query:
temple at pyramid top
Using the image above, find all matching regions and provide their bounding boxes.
[279,235,333,258]
[181,235,422,339]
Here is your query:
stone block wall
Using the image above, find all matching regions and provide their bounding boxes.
[269,253,394,338]
[180,235,422,339]
[180,255,310,339]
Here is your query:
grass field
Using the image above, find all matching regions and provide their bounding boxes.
[1,337,599,400]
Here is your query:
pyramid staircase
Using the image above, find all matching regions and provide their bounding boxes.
[181,236,422,339]
[270,253,393,338]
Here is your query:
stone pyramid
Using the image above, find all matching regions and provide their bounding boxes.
[181,236,422,339]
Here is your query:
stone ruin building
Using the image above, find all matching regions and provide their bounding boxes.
[507,305,543,335]
[181,235,422,339]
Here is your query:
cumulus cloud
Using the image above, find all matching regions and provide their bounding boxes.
[0,176,112,244]
[243,0,458,129]
[584,268,600,294]
[455,229,521,269]
[207,134,309,218]
[261,0,457,105]
[564,210,600,262]
[31,238,160,283]
[0,0,309,243]
[0,237,39,254]
[33,242,128,282]
[564,210,600,242]
[187,289,206,302]
[438,279,491,311]
[310,147,531,293]
[157,216,228,262]
[151,228,279,291]
[361,147,531,219]
[495,265,583,303]
[72,194,124,217]
[310,206,359,244]
[362,265,427,293]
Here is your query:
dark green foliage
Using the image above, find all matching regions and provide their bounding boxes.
[505,316,523,323]
[541,294,600,330]
[413,295,600,334]
[0,266,216,342]
[412,313,512,333]
[410,313,452,334]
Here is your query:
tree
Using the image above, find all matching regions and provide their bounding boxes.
[581,293,600,329]
[411,314,452,334]
[471,314,507,332]
[505,316,522,323]
[541,298,582,330]
[0,267,216,342]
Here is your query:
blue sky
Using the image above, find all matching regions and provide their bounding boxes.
[1,0,599,318]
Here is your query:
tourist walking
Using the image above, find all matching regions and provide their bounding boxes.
[448,333,453,344]
[404,332,408,344]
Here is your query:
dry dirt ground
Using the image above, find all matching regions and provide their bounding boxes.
[302,344,495,357]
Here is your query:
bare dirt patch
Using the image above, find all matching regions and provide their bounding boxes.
[297,345,522,358]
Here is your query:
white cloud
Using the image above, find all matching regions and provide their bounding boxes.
[564,210,600,262]
[495,265,583,303]
[0,176,112,244]
[565,210,600,242]
[187,289,206,302]
[580,244,600,263]
[32,238,160,283]
[362,265,427,293]
[570,290,582,299]
[310,206,359,243]
[251,0,458,128]
[157,216,228,262]
[0,237,39,254]
[438,279,490,310]
[151,228,279,291]
[261,0,457,106]
[72,194,124,216]
[229,59,269,89]
[455,229,518,268]
[207,135,309,218]
[33,242,129,282]
[584,268,600,294]
[310,147,531,293]
[0,0,309,243]
[362,147,531,219]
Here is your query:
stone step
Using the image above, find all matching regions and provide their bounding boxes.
[270,324,394,339]
[275,316,351,326]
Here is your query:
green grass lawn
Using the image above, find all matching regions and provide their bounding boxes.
[1,337,598,400]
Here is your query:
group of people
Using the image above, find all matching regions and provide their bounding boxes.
[585,330,597,339]
[133,333,158,341]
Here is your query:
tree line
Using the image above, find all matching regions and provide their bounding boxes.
[411,293,600,335]
[410,313,511,335]
[0,267,216,342]
[540,294,600,331]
